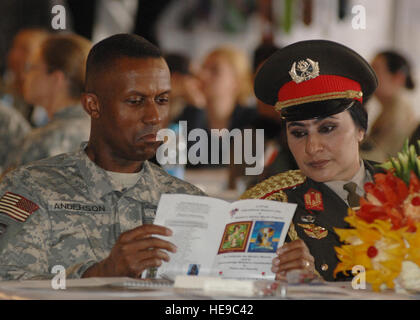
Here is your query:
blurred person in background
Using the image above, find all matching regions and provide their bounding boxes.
[164,52,205,126]
[151,52,206,179]
[361,50,417,162]
[179,46,257,169]
[230,42,298,192]
[198,46,256,132]
[246,42,297,187]
[1,28,49,124]
[4,33,92,172]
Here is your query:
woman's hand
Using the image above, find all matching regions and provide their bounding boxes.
[271,239,316,280]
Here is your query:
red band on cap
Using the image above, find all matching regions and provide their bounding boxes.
[277,75,363,105]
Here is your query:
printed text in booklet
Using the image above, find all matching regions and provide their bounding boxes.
[153,194,297,280]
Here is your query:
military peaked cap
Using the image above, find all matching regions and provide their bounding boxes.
[254,40,378,121]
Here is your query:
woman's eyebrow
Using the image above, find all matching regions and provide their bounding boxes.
[287,122,305,128]
[314,115,338,124]
[287,115,339,129]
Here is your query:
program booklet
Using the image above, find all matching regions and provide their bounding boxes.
[153,194,297,281]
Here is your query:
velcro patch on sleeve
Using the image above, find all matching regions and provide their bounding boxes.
[0,192,39,222]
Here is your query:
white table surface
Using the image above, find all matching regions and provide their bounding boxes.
[0,277,417,300]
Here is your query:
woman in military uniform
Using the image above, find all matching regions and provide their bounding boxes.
[241,40,380,281]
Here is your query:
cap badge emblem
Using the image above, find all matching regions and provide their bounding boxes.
[289,58,320,83]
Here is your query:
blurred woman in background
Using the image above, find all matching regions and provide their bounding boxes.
[361,50,417,162]
[1,28,49,123]
[178,45,257,168]
[4,33,92,171]
[198,46,256,131]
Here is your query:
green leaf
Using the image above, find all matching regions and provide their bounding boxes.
[390,157,401,178]
[377,139,420,185]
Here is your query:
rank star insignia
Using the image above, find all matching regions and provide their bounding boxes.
[304,188,324,211]
[289,58,320,83]
[297,223,328,240]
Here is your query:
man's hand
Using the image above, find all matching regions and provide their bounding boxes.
[83,224,176,278]
[271,239,315,280]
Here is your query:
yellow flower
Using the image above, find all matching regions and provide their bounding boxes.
[403,223,420,265]
[334,209,407,291]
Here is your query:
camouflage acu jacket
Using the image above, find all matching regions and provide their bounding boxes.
[5,105,90,170]
[0,143,205,280]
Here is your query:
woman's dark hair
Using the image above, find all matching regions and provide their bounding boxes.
[253,43,280,72]
[164,52,191,75]
[348,100,368,132]
[379,50,415,90]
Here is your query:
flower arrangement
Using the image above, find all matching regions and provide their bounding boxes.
[334,141,420,292]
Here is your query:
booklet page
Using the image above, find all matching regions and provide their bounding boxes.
[153,194,296,280]
[153,194,231,280]
[211,199,296,280]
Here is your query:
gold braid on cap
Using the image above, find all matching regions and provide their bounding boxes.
[275,90,363,112]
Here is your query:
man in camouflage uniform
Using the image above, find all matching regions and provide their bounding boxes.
[0,102,31,174]
[0,34,204,280]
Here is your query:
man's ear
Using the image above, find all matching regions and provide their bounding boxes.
[81,92,101,119]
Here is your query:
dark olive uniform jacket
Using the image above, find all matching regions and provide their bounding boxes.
[241,160,383,281]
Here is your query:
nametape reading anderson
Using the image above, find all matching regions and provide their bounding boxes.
[49,201,108,212]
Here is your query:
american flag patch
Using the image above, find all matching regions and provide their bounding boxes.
[0,192,39,222]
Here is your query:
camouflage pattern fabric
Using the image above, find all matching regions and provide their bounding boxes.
[5,105,90,170]
[0,143,205,280]
[0,103,31,174]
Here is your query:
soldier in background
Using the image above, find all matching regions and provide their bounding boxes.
[361,50,417,162]
[1,28,49,123]
[242,42,297,190]
[164,52,205,125]
[0,34,204,280]
[4,33,92,172]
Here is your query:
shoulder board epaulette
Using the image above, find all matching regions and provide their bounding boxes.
[240,170,306,202]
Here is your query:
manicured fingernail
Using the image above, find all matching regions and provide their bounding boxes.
[273,258,280,266]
